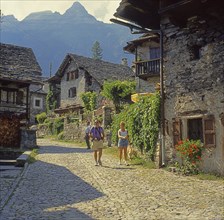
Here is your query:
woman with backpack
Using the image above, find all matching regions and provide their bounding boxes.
[90,120,105,166]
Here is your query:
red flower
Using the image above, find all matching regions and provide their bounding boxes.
[178,140,183,145]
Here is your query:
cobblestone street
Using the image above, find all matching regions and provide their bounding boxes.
[1,138,223,220]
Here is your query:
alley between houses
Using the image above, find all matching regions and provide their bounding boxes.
[0,138,223,220]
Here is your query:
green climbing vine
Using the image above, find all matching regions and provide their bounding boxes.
[101,80,136,113]
[111,92,161,160]
[80,91,97,112]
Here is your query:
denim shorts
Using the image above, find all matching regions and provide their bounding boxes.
[118,139,128,147]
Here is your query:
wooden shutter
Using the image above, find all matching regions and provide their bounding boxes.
[203,115,216,147]
[172,118,182,146]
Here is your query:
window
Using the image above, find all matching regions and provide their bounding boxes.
[0,89,17,104]
[68,87,77,98]
[188,118,203,142]
[173,116,216,148]
[149,47,160,60]
[70,72,74,80]
[16,91,24,105]
[74,70,79,79]
[33,97,43,109]
[189,45,202,60]
[86,74,92,86]
[66,73,70,81]
[35,99,40,107]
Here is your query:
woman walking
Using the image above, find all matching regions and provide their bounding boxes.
[90,120,105,166]
[118,121,129,166]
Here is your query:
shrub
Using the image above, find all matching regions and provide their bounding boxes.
[175,139,204,174]
[57,131,64,140]
[43,118,54,134]
[36,112,47,124]
[54,117,64,135]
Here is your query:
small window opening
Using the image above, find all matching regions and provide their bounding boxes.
[187,118,203,142]
[68,87,77,98]
[35,99,41,107]
[86,75,93,86]
[74,70,79,79]
[66,73,70,81]
[189,45,202,60]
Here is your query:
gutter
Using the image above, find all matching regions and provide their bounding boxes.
[110,18,166,166]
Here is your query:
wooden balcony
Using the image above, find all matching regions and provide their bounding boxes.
[135,58,160,79]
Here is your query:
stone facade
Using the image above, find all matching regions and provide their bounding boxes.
[124,36,160,93]
[60,59,101,108]
[113,0,224,175]
[162,14,224,175]
[51,53,134,112]
[30,84,47,123]
[136,76,160,93]
[0,43,45,149]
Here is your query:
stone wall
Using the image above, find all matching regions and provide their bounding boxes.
[63,119,112,147]
[136,77,160,93]
[161,12,224,175]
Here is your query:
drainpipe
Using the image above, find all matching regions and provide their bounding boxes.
[159,30,166,166]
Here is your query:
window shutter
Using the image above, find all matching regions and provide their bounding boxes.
[203,115,216,147]
[172,118,182,146]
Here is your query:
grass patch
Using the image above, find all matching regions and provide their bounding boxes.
[104,146,119,158]
[130,156,156,169]
[104,146,156,169]
[28,149,38,164]
[193,173,224,181]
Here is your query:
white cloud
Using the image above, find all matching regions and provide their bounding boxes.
[0,0,120,23]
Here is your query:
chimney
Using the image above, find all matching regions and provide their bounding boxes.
[121,58,128,66]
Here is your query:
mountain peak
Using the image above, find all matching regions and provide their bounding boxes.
[64,2,88,16]
[63,2,97,23]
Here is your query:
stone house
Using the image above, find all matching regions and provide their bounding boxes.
[0,43,46,149]
[124,34,160,93]
[113,0,224,175]
[0,43,47,123]
[49,53,134,114]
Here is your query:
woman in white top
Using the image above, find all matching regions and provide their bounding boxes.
[118,121,129,165]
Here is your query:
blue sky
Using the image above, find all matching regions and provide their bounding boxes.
[0,0,120,23]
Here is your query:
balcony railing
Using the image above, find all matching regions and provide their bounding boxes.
[135,58,160,78]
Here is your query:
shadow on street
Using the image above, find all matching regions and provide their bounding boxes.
[38,144,92,154]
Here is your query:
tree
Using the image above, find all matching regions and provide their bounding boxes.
[101,80,136,113]
[91,41,103,60]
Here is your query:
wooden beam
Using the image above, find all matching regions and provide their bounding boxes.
[26,85,30,121]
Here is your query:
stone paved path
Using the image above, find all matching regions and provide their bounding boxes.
[0,138,223,220]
